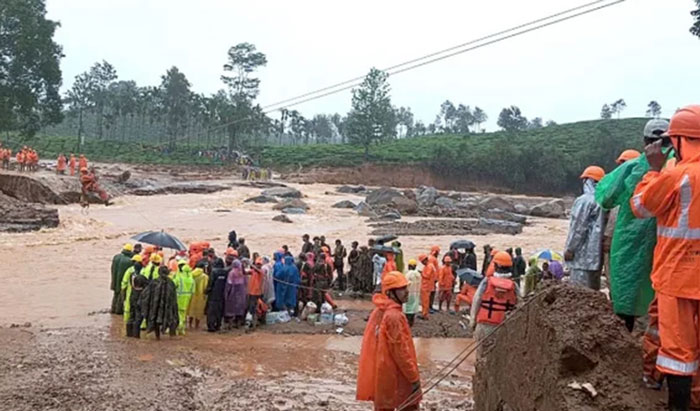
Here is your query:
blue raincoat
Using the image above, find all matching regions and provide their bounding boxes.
[273,253,288,311]
[284,256,300,311]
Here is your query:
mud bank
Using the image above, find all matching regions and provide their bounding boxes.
[370,218,523,236]
[473,284,665,411]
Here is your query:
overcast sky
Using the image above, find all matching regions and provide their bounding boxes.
[46,0,699,131]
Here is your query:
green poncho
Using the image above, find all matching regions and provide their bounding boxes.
[595,154,656,316]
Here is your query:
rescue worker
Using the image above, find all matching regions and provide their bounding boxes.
[333,239,347,290]
[382,251,397,275]
[174,260,195,335]
[419,254,436,319]
[16,150,24,172]
[247,258,265,329]
[564,165,606,290]
[512,248,526,287]
[69,154,76,176]
[617,149,641,164]
[142,253,162,281]
[596,119,670,333]
[141,266,178,340]
[79,167,112,206]
[437,256,455,312]
[56,154,66,175]
[125,267,148,338]
[470,251,518,352]
[187,261,208,330]
[630,105,700,411]
[454,280,477,314]
[78,154,87,170]
[110,243,134,315]
[403,259,421,326]
[428,246,440,313]
[481,244,492,276]
[357,271,421,411]
[121,254,144,328]
[206,258,228,332]
[522,257,542,296]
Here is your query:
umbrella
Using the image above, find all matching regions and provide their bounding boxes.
[375,234,398,245]
[371,244,400,255]
[549,260,565,280]
[456,268,484,287]
[132,230,186,251]
[530,248,564,262]
[450,239,476,250]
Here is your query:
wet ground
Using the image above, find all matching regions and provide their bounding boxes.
[0,168,568,409]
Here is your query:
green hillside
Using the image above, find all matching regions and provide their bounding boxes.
[260,118,649,194]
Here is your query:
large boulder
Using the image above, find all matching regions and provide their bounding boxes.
[391,196,418,214]
[262,186,302,198]
[530,199,567,218]
[514,203,529,214]
[332,200,357,209]
[272,214,293,223]
[337,185,366,194]
[272,198,309,211]
[244,195,278,204]
[282,207,306,215]
[478,196,516,213]
[379,211,402,221]
[355,201,378,218]
[483,208,528,224]
[478,218,523,235]
[366,187,417,215]
[417,186,438,207]
[435,196,457,209]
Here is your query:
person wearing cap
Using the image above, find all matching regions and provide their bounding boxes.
[418,254,436,319]
[187,260,208,330]
[437,256,455,313]
[470,251,518,350]
[631,105,700,410]
[142,253,162,281]
[110,243,134,315]
[357,271,421,410]
[595,119,670,336]
[564,165,607,290]
[403,259,421,326]
[121,254,144,328]
[173,260,195,335]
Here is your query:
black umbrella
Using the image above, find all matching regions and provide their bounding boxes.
[450,239,476,250]
[132,230,186,251]
[456,268,484,287]
[375,234,398,245]
[371,244,400,255]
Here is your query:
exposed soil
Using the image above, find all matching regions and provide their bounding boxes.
[473,283,666,411]
[370,218,523,236]
[0,192,59,232]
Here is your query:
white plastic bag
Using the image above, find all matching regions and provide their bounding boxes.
[301,302,317,320]
[334,313,349,326]
[321,302,333,314]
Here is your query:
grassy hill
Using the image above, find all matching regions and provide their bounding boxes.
[260,118,649,194]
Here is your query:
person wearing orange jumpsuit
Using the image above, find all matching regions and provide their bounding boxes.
[78,154,87,170]
[69,154,76,176]
[437,256,455,312]
[56,154,66,174]
[382,252,397,275]
[427,245,440,313]
[419,254,436,319]
[630,105,700,411]
[454,282,477,313]
[16,150,24,172]
[357,271,421,411]
[79,167,110,205]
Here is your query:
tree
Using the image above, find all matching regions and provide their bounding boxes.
[66,72,94,147]
[0,0,63,136]
[497,106,528,132]
[610,99,627,119]
[600,104,612,119]
[546,120,557,127]
[691,1,700,38]
[528,117,544,129]
[454,104,474,134]
[330,113,345,143]
[160,67,192,148]
[472,107,487,132]
[309,114,334,144]
[345,68,396,159]
[646,100,662,118]
[395,106,414,138]
[87,61,118,139]
[413,121,427,136]
[438,100,457,132]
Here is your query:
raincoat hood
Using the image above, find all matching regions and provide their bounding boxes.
[284,256,294,265]
[582,178,597,194]
[372,293,396,310]
[227,260,243,285]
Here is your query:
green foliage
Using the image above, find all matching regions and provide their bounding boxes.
[497,106,528,131]
[0,0,63,136]
[346,68,396,158]
[260,118,648,195]
[646,100,662,118]
[692,1,700,38]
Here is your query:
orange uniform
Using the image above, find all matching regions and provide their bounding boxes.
[356,293,421,410]
[420,260,436,318]
[79,171,109,201]
[69,155,76,176]
[382,253,397,275]
[455,283,478,312]
[78,155,87,170]
[248,266,264,296]
[475,277,517,326]
[57,155,66,173]
[630,106,700,388]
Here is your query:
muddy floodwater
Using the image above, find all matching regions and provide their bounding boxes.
[0,176,567,410]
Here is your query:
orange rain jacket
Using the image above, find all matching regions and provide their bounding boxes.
[57,155,66,171]
[438,264,455,292]
[356,293,421,409]
[382,253,397,276]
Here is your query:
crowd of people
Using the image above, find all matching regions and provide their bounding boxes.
[0,144,40,171]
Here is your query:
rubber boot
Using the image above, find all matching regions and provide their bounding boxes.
[668,375,692,411]
[125,322,134,338]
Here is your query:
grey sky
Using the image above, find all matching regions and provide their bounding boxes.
[46,0,699,131]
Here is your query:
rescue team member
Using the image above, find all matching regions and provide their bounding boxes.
[79,167,112,206]
[419,254,436,319]
[69,154,76,176]
[403,259,421,326]
[357,271,421,411]
[470,251,518,350]
[173,260,195,335]
[437,256,454,312]
[121,254,144,328]
[428,246,440,312]
[110,243,134,314]
[564,165,606,290]
[631,105,700,411]
[56,153,66,174]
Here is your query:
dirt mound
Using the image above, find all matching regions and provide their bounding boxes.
[370,218,523,236]
[474,284,665,411]
[0,173,66,204]
[0,192,59,232]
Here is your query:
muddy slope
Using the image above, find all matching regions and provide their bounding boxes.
[473,284,665,411]
[0,192,59,232]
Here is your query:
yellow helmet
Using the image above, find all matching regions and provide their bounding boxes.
[408,259,417,266]
[123,243,134,252]
[131,254,143,262]
[151,254,163,264]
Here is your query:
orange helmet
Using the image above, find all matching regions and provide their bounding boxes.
[430,245,440,254]
[381,271,409,293]
[579,166,605,182]
[616,149,640,164]
[667,105,700,139]
[225,247,238,256]
[493,251,513,268]
[443,256,452,263]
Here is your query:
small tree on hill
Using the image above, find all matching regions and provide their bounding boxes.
[345,68,396,159]
[472,106,487,132]
[600,104,612,119]
[546,120,557,127]
[646,100,662,118]
[691,0,700,38]
[610,99,627,119]
[497,106,528,132]
[528,117,543,129]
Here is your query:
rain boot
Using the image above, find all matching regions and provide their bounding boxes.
[668,375,692,411]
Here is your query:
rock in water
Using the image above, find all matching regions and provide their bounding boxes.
[417,186,438,207]
[365,187,418,214]
[435,196,457,209]
[530,199,566,218]
[0,192,59,232]
[336,185,366,194]
[273,198,309,211]
[244,195,279,204]
[477,218,523,235]
[282,207,306,215]
[332,200,357,209]
[379,212,402,220]
[272,214,293,223]
[261,187,302,198]
[478,196,517,213]
[355,201,378,218]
